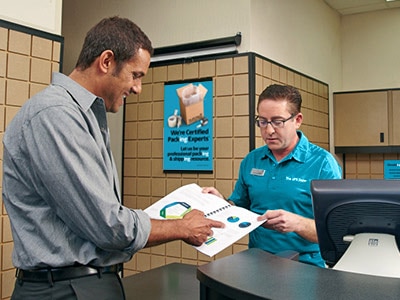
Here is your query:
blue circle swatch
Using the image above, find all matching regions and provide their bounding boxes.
[227,216,240,223]
[239,222,251,228]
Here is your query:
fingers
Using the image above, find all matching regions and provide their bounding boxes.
[195,220,224,244]
[257,214,268,221]
[201,187,223,198]
[181,210,226,246]
[186,210,225,228]
[264,209,281,219]
[200,220,224,237]
[191,234,207,246]
[189,228,213,246]
[208,219,225,229]
[201,187,214,193]
[261,220,281,232]
[262,210,281,230]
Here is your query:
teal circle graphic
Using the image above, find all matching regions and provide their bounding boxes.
[239,222,251,228]
[227,216,240,223]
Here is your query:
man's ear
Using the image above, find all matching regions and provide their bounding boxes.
[295,112,303,128]
[98,50,114,73]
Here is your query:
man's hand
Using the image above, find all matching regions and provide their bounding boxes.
[201,187,224,199]
[146,209,225,247]
[257,209,318,243]
[181,209,225,246]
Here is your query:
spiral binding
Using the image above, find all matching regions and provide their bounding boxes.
[204,204,231,217]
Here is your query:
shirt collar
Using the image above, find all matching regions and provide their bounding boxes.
[290,131,309,163]
[51,72,101,112]
[262,131,309,163]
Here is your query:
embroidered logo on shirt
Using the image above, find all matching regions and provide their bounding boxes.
[250,168,265,176]
[285,176,307,183]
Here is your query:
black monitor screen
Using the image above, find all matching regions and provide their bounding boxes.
[311,179,400,268]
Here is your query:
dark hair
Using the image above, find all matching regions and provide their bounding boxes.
[75,16,153,72]
[257,84,302,114]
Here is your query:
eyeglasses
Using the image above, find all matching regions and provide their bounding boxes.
[255,114,295,129]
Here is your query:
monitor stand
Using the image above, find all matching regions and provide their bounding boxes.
[333,233,400,278]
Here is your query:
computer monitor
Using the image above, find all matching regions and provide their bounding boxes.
[311,179,400,278]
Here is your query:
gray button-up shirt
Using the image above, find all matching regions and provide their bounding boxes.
[2,72,151,269]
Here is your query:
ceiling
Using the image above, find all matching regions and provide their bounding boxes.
[324,0,400,15]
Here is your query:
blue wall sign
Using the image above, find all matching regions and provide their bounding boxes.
[384,160,400,179]
[163,80,213,171]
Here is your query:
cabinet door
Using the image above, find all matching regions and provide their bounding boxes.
[334,91,388,146]
[390,90,400,145]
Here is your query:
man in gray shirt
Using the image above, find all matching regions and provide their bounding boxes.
[2,16,224,300]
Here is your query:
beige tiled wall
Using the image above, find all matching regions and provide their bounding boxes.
[341,153,400,179]
[0,23,61,299]
[122,54,331,276]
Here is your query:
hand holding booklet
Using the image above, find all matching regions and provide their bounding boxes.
[144,183,266,257]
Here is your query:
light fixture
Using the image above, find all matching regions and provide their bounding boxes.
[151,33,242,63]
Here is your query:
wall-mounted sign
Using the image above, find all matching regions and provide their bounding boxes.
[163,79,213,171]
[163,79,213,172]
[384,160,400,179]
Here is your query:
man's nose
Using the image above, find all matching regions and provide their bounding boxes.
[131,80,142,95]
[264,123,275,134]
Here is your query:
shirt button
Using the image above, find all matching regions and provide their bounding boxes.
[272,176,276,180]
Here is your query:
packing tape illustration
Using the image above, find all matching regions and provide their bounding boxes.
[168,109,182,128]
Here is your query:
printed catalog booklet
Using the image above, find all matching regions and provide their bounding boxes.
[144,183,265,257]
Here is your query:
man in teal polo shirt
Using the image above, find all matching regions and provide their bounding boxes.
[204,84,342,267]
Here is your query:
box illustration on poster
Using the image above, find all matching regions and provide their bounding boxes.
[176,83,208,125]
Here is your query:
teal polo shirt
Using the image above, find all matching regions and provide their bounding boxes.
[229,131,342,267]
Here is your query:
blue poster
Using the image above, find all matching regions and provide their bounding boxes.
[384,160,400,179]
[163,80,213,171]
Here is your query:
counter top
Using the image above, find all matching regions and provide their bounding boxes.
[197,248,400,300]
[122,263,198,300]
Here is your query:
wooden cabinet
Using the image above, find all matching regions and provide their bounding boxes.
[391,90,400,145]
[334,90,400,148]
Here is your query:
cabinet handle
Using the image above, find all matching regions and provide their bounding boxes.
[380,132,384,143]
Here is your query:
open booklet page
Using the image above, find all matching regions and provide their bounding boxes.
[144,183,266,257]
